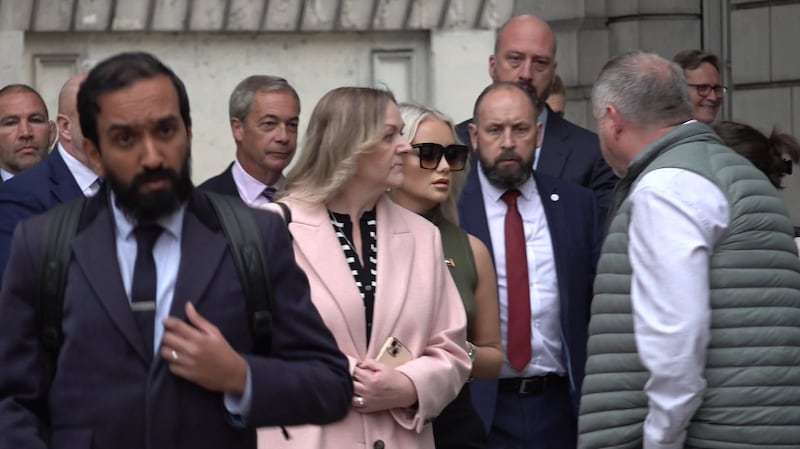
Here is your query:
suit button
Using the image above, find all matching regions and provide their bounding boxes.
[373,440,385,449]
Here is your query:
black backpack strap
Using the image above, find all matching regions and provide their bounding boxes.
[205,193,273,355]
[39,198,85,370]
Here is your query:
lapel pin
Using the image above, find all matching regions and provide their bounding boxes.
[445,258,455,267]
[550,193,560,202]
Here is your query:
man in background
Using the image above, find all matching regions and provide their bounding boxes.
[0,74,99,281]
[200,75,299,205]
[673,49,726,124]
[0,84,55,182]
[580,51,800,449]
[456,14,616,222]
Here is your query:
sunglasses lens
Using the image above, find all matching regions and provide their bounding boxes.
[444,146,469,171]
[416,144,444,169]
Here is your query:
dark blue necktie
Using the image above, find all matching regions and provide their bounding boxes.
[131,224,163,360]
[262,186,277,202]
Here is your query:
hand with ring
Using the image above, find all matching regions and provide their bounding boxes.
[171,349,179,362]
[353,395,365,408]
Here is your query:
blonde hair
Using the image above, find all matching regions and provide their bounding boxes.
[396,102,469,224]
[284,87,396,204]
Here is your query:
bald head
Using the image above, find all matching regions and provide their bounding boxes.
[490,14,558,104]
[57,73,90,167]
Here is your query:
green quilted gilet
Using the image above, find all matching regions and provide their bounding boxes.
[579,122,800,449]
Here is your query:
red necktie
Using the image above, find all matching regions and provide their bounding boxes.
[501,189,531,371]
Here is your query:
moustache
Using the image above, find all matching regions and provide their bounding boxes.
[132,166,179,189]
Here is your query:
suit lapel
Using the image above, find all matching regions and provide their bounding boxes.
[537,108,569,178]
[368,196,412,354]
[458,156,495,258]
[71,202,150,363]
[170,201,228,318]
[48,149,83,203]
[287,198,369,354]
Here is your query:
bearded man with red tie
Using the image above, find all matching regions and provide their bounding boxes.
[457,82,602,449]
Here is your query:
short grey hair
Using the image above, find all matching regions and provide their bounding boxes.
[592,51,693,128]
[228,75,300,121]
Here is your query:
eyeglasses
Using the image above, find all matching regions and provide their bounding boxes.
[687,84,728,97]
[411,143,469,171]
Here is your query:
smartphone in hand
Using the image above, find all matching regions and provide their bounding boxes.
[376,337,412,367]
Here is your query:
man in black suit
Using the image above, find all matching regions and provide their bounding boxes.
[0,51,351,449]
[0,74,99,282]
[456,14,616,221]
[0,84,55,182]
[199,75,299,206]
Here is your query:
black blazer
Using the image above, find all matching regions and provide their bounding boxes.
[198,162,240,198]
[0,187,352,448]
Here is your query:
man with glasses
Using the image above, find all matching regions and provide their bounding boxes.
[673,49,726,124]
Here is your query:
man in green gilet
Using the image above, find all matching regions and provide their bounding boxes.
[579,51,800,449]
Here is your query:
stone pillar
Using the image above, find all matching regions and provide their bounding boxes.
[0,31,25,83]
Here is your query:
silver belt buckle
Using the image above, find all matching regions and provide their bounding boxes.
[518,378,533,394]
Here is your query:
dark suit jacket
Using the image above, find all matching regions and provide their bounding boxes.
[457,161,601,429]
[198,162,240,198]
[0,188,352,449]
[456,106,617,223]
[0,149,83,283]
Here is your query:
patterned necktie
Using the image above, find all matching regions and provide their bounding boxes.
[262,186,277,202]
[501,189,532,371]
[131,224,163,359]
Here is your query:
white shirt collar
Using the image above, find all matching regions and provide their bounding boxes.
[58,143,99,196]
[231,159,284,206]
[0,168,13,181]
[477,165,539,204]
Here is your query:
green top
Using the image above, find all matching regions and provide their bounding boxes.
[423,207,477,329]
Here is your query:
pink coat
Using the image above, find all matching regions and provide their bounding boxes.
[259,194,470,449]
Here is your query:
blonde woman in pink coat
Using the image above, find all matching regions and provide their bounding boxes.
[258,87,471,449]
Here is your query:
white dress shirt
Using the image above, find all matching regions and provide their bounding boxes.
[110,194,252,418]
[58,143,100,197]
[231,160,283,206]
[628,167,729,449]
[0,168,13,181]
[478,169,565,378]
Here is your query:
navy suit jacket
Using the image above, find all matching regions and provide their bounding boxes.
[456,106,617,223]
[198,162,240,198]
[457,161,601,429]
[0,149,83,283]
[0,188,352,449]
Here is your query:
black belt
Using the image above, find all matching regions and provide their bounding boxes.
[498,374,567,395]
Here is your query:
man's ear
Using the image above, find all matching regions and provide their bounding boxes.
[607,105,625,139]
[48,121,57,149]
[83,138,105,177]
[468,122,479,150]
[535,120,544,148]
[56,113,70,142]
[230,118,243,142]
[488,54,497,81]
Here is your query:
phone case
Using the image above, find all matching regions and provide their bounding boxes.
[376,336,413,367]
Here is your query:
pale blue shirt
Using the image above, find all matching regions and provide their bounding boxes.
[109,193,252,419]
[0,168,13,181]
[478,169,565,378]
[231,160,284,207]
[58,143,99,196]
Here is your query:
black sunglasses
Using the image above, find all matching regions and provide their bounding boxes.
[411,143,469,171]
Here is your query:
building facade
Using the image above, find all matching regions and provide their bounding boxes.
[4,0,800,219]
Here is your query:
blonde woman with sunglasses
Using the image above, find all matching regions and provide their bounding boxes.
[393,102,503,449]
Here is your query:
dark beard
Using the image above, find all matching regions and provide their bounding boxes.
[108,157,192,223]
[479,148,534,190]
